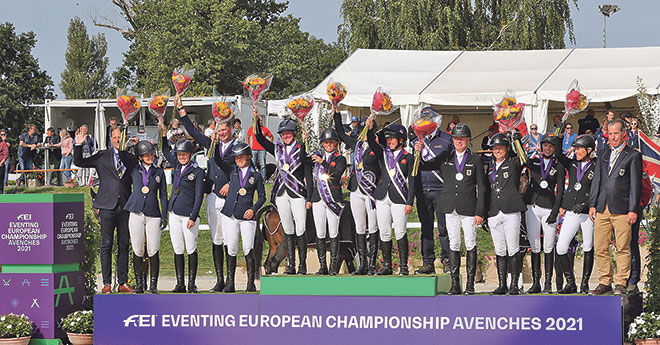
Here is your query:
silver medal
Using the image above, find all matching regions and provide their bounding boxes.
[455,173,464,181]
[539,180,549,189]
[574,182,582,191]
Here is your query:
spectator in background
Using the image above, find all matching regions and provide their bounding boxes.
[0,130,8,193]
[594,119,609,156]
[77,124,96,186]
[17,124,39,186]
[44,127,62,185]
[445,115,460,132]
[549,114,562,133]
[246,116,273,179]
[578,109,599,135]
[0,129,9,187]
[233,118,245,143]
[628,117,640,150]
[527,124,541,158]
[205,119,215,137]
[481,122,499,151]
[348,116,360,139]
[562,123,578,155]
[54,129,74,183]
[106,117,117,148]
[166,119,186,144]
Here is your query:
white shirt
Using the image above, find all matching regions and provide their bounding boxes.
[455,149,466,163]
[204,128,214,137]
[495,160,504,170]
[220,139,234,156]
[239,166,249,177]
[609,142,625,167]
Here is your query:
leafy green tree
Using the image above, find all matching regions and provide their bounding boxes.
[60,17,111,99]
[0,23,54,144]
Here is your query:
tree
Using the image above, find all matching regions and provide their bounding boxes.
[0,22,54,143]
[60,17,111,99]
[95,0,345,99]
[338,0,578,53]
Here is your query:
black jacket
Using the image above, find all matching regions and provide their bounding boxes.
[523,157,566,217]
[123,163,168,218]
[589,145,642,214]
[487,157,526,217]
[73,145,137,210]
[420,149,487,217]
[214,152,266,220]
[309,151,347,203]
[333,111,380,193]
[367,128,416,206]
[163,137,204,221]
[557,154,597,214]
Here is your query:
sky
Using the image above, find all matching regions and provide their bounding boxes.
[1,0,658,98]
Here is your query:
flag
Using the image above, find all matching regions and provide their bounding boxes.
[638,130,660,188]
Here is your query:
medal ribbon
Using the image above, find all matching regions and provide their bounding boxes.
[454,151,467,174]
[238,167,251,189]
[140,164,152,187]
[540,157,553,182]
[576,160,592,182]
[384,148,408,201]
[490,161,498,182]
[174,163,192,191]
[219,139,234,158]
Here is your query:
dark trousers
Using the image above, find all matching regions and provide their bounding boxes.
[628,205,642,286]
[416,190,449,264]
[0,164,4,193]
[99,205,130,285]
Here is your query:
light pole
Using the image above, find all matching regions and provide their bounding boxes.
[599,4,620,48]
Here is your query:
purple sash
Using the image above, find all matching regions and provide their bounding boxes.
[272,139,306,202]
[354,141,377,206]
[315,153,344,216]
[576,160,592,182]
[384,148,408,201]
[420,141,443,182]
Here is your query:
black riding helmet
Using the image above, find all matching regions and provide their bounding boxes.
[319,128,339,142]
[232,142,252,157]
[135,140,156,156]
[451,123,472,138]
[571,134,596,151]
[540,133,557,146]
[277,119,297,134]
[488,133,509,148]
[173,139,195,153]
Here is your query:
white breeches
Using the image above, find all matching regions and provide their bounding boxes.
[490,211,521,256]
[376,196,407,242]
[312,201,341,239]
[526,205,556,254]
[169,212,200,255]
[446,211,477,251]
[128,212,161,257]
[206,193,226,245]
[222,216,257,256]
[275,193,307,236]
[556,211,594,255]
[350,190,378,235]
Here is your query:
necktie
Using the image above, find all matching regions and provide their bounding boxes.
[114,149,125,177]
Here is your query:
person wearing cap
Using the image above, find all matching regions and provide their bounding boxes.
[123,140,168,294]
[253,109,313,274]
[366,117,416,275]
[349,116,360,139]
[333,107,381,275]
[522,133,566,294]
[160,119,204,293]
[486,133,526,295]
[414,123,486,294]
[74,124,138,294]
[307,128,347,275]
[554,134,597,294]
[176,95,234,293]
[213,142,266,292]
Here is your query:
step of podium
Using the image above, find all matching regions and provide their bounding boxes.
[259,274,455,296]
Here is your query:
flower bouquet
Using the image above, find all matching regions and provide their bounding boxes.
[117,88,141,150]
[287,94,315,151]
[148,89,170,119]
[172,67,195,96]
[411,107,442,176]
[326,80,347,106]
[208,100,238,158]
[556,79,589,135]
[242,73,273,127]
[493,91,527,164]
[357,87,399,141]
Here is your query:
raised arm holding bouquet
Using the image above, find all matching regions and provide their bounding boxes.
[148,89,170,150]
[286,94,315,151]
[493,91,527,164]
[357,87,399,141]
[117,88,141,150]
[207,99,237,158]
[326,80,347,107]
[411,107,442,176]
[241,73,273,127]
[555,79,589,136]
[169,66,195,130]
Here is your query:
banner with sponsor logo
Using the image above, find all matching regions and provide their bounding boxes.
[95,294,622,345]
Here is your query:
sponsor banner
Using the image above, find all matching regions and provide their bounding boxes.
[95,294,622,345]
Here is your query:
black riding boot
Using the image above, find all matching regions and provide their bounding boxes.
[542,252,554,294]
[490,255,508,295]
[397,235,409,275]
[507,254,521,295]
[209,244,225,292]
[554,250,564,291]
[329,237,340,275]
[187,251,198,293]
[315,237,328,275]
[580,249,594,294]
[557,254,577,294]
[367,232,380,275]
[245,250,257,292]
[448,251,462,295]
[148,253,159,294]
[133,254,144,294]
[223,255,237,293]
[353,234,368,275]
[283,234,296,274]
[171,254,186,293]
[464,248,477,295]
[297,235,307,275]
[527,252,541,293]
[377,240,393,275]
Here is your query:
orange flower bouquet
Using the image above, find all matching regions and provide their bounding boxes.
[357,87,399,141]
[148,89,170,119]
[411,107,442,176]
[116,88,141,149]
[559,79,590,135]
[326,80,347,106]
[287,94,315,122]
[172,67,195,96]
[242,73,273,105]
[208,100,238,158]
[493,91,527,163]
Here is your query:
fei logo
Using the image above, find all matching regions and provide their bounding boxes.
[16,214,32,220]
[123,315,157,327]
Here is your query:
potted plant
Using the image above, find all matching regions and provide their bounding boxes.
[629,312,660,344]
[0,313,33,345]
[61,310,93,345]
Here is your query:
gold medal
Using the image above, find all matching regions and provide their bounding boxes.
[282,163,290,171]
[357,162,364,170]
[141,186,149,194]
[388,169,396,177]
[239,188,247,196]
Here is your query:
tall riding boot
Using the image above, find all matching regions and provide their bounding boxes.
[315,237,328,275]
[148,253,159,294]
[297,235,307,275]
[223,255,237,293]
[209,244,225,292]
[554,250,564,291]
[133,254,144,294]
[367,232,380,275]
[580,249,594,294]
[448,251,462,295]
[527,252,541,293]
[353,234,368,275]
[542,252,554,294]
[464,248,477,295]
[245,250,257,292]
[171,254,186,293]
[397,235,409,275]
[329,237,340,275]
[490,255,508,295]
[283,234,296,274]
[507,254,521,295]
[557,254,577,294]
[187,251,198,293]
[377,240,393,275]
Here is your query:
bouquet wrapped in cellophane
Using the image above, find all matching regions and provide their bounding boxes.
[287,94,315,151]
[326,79,347,106]
[357,87,399,141]
[116,88,141,150]
[493,91,527,164]
[207,99,238,158]
[557,79,589,135]
[411,106,442,176]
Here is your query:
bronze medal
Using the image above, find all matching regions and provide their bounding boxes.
[141,186,149,194]
[239,188,247,196]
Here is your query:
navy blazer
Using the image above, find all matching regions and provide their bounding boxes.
[367,128,416,206]
[214,152,266,220]
[163,137,204,221]
[333,111,380,193]
[124,163,168,218]
[589,145,642,214]
[74,145,137,210]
